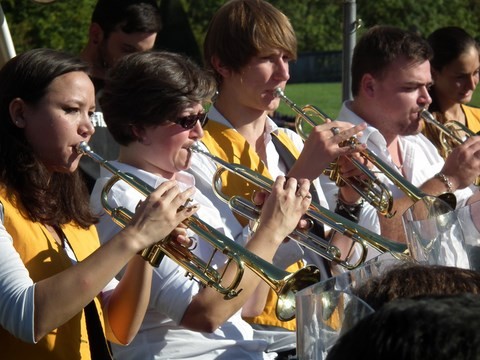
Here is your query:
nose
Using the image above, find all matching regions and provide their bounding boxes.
[190,120,204,140]
[418,85,432,107]
[79,113,95,138]
[467,73,478,91]
[274,58,290,82]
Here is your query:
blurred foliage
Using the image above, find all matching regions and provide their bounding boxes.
[2,0,95,54]
[1,0,480,56]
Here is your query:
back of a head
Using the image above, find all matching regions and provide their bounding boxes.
[428,26,479,72]
[327,294,480,360]
[351,25,432,96]
[91,0,162,36]
[203,0,297,83]
[354,263,480,311]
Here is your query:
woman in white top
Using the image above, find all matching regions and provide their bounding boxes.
[0,48,195,359]
[90,50,313,359]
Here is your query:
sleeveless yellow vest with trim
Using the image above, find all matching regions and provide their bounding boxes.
[0,189,104,360]
[463,104,480,134]
[201,120,302,331]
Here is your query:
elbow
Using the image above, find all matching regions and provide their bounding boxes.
[197,320,221,333]
[180,313,223,333]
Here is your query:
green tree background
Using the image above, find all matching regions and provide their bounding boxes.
[2,0,479,57]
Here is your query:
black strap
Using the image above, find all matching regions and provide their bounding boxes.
[84,300,113,360]
[271,134,326,240]
[271,134,332,278]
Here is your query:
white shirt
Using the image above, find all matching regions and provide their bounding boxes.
[320,101,476,262]
[188,106,336,353]
[0,206,35,343]
[0,204,117,344]
[90,162,275,360]
[189,106,332,274]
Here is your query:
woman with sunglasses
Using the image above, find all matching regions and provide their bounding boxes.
[90,50,314,359]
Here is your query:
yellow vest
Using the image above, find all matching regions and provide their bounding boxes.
[0,189,104,360]
[201,120,302,331]
[422,104,480,159]
[463,104,480,134]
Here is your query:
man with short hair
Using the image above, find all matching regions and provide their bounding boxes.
[80,0,162,191]
[320,25,480,245]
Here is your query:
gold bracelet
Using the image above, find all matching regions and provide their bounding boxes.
[435,172,453,193]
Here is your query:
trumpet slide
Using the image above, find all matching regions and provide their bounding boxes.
[77,141,320,321]
[191,143,410,269]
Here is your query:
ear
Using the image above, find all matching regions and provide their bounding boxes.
[89,23,104,45]
[9,98,27,128]
[211,55,231,79]
[130,125,149,144]
[361,73,376,98]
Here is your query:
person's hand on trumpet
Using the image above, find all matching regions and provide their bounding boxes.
[336,152,375,205]
[250,177,313,235]
[124,181,199,254]
[288,121,368,181]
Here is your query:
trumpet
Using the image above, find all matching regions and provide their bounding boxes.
[274,88,458,214]
[77,141,320,321]
[190,143,410,270]
[420,108,480,186]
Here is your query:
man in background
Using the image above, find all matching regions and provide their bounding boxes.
[80,0,162,191]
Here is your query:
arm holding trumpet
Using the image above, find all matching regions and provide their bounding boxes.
[181,176,312,331]
[286,120,367,182]
[90,49,319,358]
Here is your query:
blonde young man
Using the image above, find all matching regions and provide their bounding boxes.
[189,0,367,357]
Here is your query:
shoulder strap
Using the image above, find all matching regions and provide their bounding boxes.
[84,300,113,360]
[271,133,325,240]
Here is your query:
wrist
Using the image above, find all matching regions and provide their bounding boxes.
[335,194,364,223]
[338,190,364,206]
[435,172,454,193]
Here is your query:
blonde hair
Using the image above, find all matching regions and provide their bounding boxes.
[204,0,297,84]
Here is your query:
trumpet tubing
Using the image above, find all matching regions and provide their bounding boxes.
[275,88,395,218]
[77,141,320,321]
[275,88,457,213]
[191,143,409,270]
[420,109,480,186]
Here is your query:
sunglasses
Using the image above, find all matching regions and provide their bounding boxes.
[172,112,208,130]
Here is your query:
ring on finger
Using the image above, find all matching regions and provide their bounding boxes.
[330,127,340,136]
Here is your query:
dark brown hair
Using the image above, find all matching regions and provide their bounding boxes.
[351,25,432,96]
[0,48,97,227]
[100,50,216,145]
[355,262,480,311]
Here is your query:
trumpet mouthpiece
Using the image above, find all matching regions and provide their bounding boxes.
[76,141,90,155]
[274,87,284,98]
[190,142,201,153]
